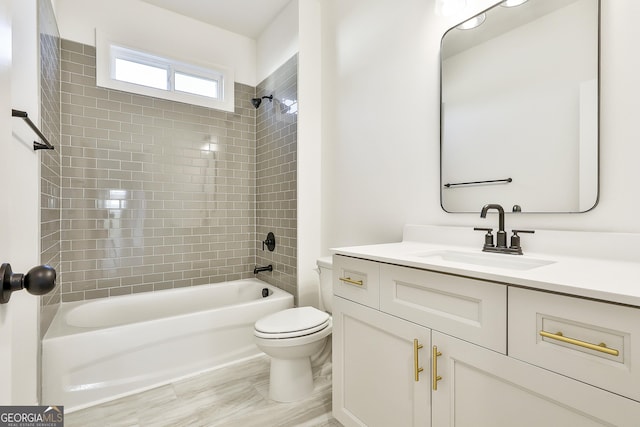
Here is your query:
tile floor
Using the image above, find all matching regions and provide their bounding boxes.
[65,355,341,427]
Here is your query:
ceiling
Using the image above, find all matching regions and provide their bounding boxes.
[140,0,292,39]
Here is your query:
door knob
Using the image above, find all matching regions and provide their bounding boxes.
[1,263,57,304]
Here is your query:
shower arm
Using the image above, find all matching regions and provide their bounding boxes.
[251,95,273,109]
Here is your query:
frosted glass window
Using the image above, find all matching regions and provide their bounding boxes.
[175,72,219,98]
[114,58,168,90]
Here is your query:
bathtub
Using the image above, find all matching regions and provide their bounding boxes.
[42,279,293,412]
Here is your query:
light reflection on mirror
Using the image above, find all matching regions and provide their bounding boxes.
[440,0,599,213]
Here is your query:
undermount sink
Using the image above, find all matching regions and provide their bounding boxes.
[415,250,555,271]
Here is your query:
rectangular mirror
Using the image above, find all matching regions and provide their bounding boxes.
[440,0,599,213]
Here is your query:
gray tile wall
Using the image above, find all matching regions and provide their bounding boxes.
[39,0,61,335]
[255,55,298,301]
[59,39,260,301]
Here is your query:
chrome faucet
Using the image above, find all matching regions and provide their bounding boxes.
[475,203,534,255]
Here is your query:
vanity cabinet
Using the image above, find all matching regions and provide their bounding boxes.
[432,331,640,427]
[333,297,431,427]
[332,254,640,427]
[508,287,640,402]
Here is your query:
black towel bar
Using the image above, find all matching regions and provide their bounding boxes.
[444,178,512,188]
[11,109,55,150]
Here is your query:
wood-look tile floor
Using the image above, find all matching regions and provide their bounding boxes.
[65,355,342,427]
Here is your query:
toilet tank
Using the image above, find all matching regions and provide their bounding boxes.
[316,256,333,313]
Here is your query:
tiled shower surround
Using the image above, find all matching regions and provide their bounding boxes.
[59,40,298,302]
[39,0,62,333]
[255,55,298,297]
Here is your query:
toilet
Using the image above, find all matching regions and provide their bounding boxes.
[253,256,333,402]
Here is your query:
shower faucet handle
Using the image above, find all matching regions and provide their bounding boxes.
[262,232,276,252]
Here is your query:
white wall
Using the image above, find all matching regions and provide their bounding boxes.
[297,0,322,307]
[256,0,299,85]
[0,0,42,405]
[321,0,436,249]
[54,0,257,86]
[321,0,640,253]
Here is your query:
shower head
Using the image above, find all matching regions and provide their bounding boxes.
[251,95,273,109]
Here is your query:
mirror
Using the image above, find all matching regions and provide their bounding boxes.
[440,0,599,213]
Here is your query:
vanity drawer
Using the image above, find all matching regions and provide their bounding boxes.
[509,287,640,402]
[380,264,507,353]
[333,255,380,309]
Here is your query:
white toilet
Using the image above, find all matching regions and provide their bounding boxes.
[253,256,333,402]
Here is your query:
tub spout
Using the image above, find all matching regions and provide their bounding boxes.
[254,264,273,274]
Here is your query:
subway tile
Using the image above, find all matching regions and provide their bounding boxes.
[62,292,85,302]
[131,283,153,293]
[110,286,132,297]
[84,289,109,300]
[59,42,296,302]
[82,86,109,100]
[71,280,97,292]
[153,282,173,291]
[109,91,132,104]
[121,103,144,115]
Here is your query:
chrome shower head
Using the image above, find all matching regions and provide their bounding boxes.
[251,95,273,109]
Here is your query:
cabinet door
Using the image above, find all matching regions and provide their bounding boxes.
[431,331,640,427]
[333,296,431,427]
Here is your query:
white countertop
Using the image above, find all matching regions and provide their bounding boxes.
[331,225,640,307]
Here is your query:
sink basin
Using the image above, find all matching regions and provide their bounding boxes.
[415,250,555,271]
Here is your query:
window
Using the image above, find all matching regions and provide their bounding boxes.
[96,33,234,112]
[114,57,168,90]
[175,72,218,98]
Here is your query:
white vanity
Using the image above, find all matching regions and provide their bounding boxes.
[331,225,640,427]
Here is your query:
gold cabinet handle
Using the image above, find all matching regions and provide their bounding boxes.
[539,331,619,356]
[339,276,363,286]
[432,345,442,390]
[413,339,424,382]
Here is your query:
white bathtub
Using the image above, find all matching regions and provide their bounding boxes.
[42,279,293,412]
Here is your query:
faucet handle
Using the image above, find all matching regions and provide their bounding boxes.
[262,232,276,252]
[474,227,494,248]
[510,229,535,251]
[512,229,535,234]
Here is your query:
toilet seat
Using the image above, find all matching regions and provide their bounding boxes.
[254,307,330,339]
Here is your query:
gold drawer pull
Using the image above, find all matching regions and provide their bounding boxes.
[539,331,619,356]
[432,345,442,390]
[413,339,423,382]
[339,277,363,286]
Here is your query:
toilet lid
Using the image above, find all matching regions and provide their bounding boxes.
[255,307,330,336]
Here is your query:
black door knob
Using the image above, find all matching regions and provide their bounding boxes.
[24,265,57,295]
[1,263,57,304]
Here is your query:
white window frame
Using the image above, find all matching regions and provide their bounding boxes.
[96,31,235,112]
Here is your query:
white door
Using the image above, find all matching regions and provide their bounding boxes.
[333,296,431,427]
[431,331,640,427]
[0,0,15,404]
[0,0,41,405]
